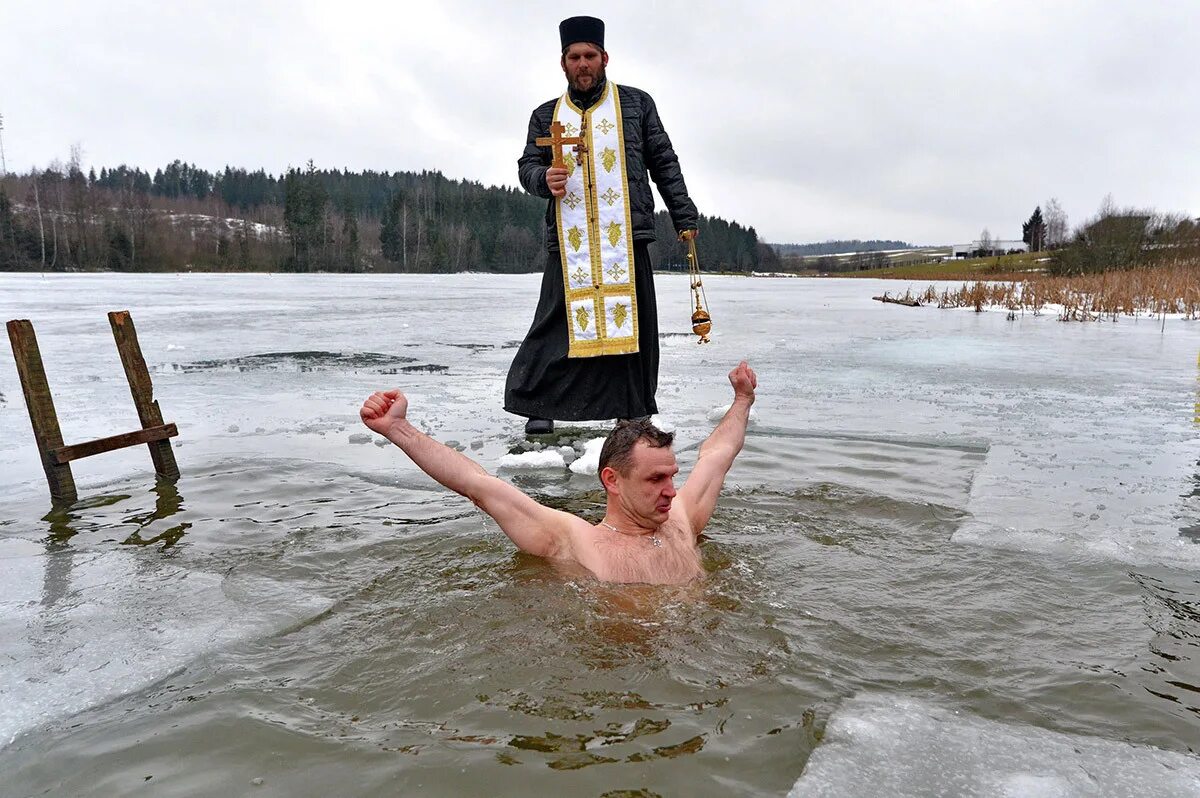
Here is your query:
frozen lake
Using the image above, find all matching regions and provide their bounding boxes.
[1,272,1199,795]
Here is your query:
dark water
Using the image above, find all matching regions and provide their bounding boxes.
[1,274,1198,795]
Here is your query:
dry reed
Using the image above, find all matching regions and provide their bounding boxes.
[928,261,1200,322]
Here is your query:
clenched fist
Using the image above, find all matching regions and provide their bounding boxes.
[728,361,757,403]
[360,389,408,437]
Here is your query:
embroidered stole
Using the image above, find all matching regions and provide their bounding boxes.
[552,82,639,358]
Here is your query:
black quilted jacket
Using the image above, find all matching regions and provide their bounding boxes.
[517,80,699,251]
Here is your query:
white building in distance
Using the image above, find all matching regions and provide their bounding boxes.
[951,239,1028,258]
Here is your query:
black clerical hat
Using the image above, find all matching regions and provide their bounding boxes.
[559,16,605,51]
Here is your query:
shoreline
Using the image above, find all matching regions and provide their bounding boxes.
[868,263,1200,322]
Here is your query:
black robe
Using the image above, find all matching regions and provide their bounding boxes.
[505,78,695,423]
[504,241,658,421]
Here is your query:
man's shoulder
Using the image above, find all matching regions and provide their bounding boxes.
[559,514,600,558]
[615,83,655,105]
[563,514,598,536]
[664,502,697,539]
[525,98,558,132]
[531,97,558,117]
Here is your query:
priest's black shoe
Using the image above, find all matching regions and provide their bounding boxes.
[524,418,554,435]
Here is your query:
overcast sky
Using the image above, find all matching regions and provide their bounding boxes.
[3,1,1197,244]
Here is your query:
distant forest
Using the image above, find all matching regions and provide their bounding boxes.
[0,157,776,274]
[773,239,913,256]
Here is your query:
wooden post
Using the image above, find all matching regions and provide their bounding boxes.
[108,310,180,482]
[6,320,78,504]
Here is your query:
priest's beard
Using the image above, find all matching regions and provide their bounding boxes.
[566,64,606,94]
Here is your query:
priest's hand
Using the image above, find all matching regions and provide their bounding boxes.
[546,167,568,198]
[360,389,409,438]
[678,229,700,241]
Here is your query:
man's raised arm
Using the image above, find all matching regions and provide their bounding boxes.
[677,362,757,534]
[359,389,572,557]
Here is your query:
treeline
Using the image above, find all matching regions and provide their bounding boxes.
[0,156,769,274]
[773,239,912,257]
[807,251,910,273]
[649,209,779,273]
[988,196,1200,275]
[1042,197,1199,276]
[91,160,283,209]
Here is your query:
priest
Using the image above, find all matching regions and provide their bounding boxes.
[505,15,700,435]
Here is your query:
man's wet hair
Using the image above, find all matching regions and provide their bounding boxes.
[598,418,674,479]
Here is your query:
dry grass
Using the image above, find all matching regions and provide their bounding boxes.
[928,261,1200,322]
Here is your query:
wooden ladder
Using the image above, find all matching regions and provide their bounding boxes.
[7,311,180,505]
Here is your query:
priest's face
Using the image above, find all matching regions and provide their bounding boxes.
[561,42,608,92]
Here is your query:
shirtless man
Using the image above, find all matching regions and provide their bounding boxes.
[359,362,757,585]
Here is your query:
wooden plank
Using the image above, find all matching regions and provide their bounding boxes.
[108,310,180,481]
[50,423,179,464]
[6,319,78,503]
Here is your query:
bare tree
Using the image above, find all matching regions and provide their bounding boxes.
[1044,197,1068,248]
[49,159,70,264]
[66,144,90,266]
[448,222,481,273]
[121,173,155,271]
[978,227,993,257]
[30,175,46,269]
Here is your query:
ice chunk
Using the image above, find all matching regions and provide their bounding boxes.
[790,694,1200,797]
[0,545,332,749]
[498,450,566,470]
[568,437,606,475]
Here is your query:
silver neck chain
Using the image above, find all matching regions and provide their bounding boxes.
[599,520,662,548]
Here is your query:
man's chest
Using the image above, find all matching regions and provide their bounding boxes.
[581,529,703,585]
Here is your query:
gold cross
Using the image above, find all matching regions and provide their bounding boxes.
[535,121,585,169]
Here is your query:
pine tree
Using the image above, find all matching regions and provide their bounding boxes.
[283,162,329,271]
[1022,206,1046,252]
[341,196,360,272]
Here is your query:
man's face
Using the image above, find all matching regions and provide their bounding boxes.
[561,42,608,92]
[609,441,679,527]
